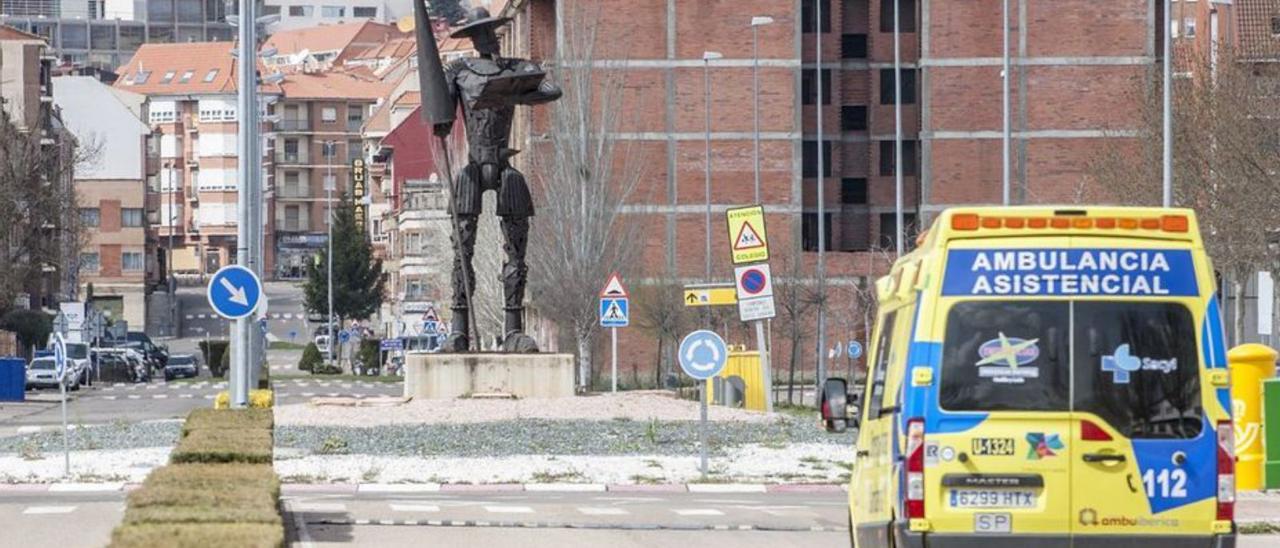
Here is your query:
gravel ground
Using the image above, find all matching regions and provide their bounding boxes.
[275,417,851,458]
[0,420,181,454]
[275,443,853,485]
[0,447,171,483]
[273,391,783,426]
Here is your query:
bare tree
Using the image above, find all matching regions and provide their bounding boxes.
[526,1,646,391]
[634,276,691,389]
[1088,50,1280,343]
[0,108,88,314]
[772,251,820,406]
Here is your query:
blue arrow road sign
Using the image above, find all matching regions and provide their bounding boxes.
[338,330,352,344]
[848,341,863,359]
[380,339,404,351]
[206,265,262,319]
[52,334,66,380]
[678,330,728,380]
[599,298,629,328]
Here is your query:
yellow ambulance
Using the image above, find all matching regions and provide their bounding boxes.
[820,207,1236,548]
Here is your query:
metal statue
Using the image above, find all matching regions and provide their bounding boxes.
[413,4,561,353]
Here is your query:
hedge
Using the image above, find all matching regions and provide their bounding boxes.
[298,342,322,372]
[110,409,283,548]
[171,428,273,464]
[110,524,283,548]
[213,389,275,410]
[182,408,274,435]
[197,340,229,375]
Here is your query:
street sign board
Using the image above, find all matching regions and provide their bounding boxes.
[599,298,630,328]
[679,330,728,380]
[52,333,66,381]
[423,307,439,324]
[734,264,776,322]
[600,272,629,298]
[206,265,263,319]
[683,285,738,307]
[848,341,863,359]
[436,322,448,335]
[338,330,351,344]
[725,205,769,265]
[424,320,439,334]
[380,338,404,351]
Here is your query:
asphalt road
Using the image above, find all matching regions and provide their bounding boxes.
[2,489,1278,548]
[0,376,401,437]
[178,281,313,345]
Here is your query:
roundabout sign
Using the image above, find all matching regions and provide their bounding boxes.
[679,330,728,380]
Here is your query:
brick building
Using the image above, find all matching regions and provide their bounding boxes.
[488,0,1182,385]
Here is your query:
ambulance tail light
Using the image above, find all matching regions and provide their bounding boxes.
[905,419,926,519]
[1216,420,1235,521]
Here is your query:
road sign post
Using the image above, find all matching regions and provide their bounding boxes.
[599,273,630,393]
[52,333,69,477]
[679,330,728,477]
[207,265,263,408]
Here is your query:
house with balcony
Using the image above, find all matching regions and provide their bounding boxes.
[271,69,388,279]
[52,75,155,328]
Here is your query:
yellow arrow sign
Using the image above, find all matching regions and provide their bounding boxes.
[683,286,738,307]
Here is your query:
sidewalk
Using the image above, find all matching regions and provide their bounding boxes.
[1238,491,1280,526]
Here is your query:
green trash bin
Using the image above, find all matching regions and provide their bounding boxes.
[1264,378,1280,490]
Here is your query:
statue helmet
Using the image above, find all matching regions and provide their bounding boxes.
[449,7,511,39]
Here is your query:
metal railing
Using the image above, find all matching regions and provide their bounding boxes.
[277,118,311,131]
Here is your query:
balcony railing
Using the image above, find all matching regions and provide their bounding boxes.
[275,151,309,164]
[278,119,311,131]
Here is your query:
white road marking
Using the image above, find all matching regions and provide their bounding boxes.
[178,394,194,399]
[577,507,629,516]
[17,426,41,434]
[673,509,724,516]
[686,484,766,494]
[302,392,315,397]
[103,396,117,400]
[127,395,141,400]
[484,506,534,514]
[23,506,76,515]
[291,503,346,512]
[389,504,440,513]
[49,483,123,492]
[153,394,168,399]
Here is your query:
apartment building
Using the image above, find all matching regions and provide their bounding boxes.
[263,0,414,32]
[262,20,407,69]
[493,0,1179,378]
[271,69,388,279]
[1,0,234,73]
[0,26,77,311]
[114,41,266,277]
[52,76,155,327]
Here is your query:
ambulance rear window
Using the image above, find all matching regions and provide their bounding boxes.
[1073,302,1202,439]
[939,301,1071,412]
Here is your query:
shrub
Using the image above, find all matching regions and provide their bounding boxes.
[312,362,343,375]
[171,428,272,464]
[298,342,321,372]
[182,408,273,435]
[212,347,230,378]
[357,339,381,373]
[0,309,52,358]
[123,465,280,525]
[212,389,274,410]
[197,340,229,372]
[110,523,283,548]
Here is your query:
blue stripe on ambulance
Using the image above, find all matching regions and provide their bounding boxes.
[1202,296,1231,417]
[1130,418,1217,513]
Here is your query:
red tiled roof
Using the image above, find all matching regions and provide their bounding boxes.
[264,21,408,61]
[1237,0,1280,62]
[278,70,391,100]
[114,42,238,95]
[0,25,44,42]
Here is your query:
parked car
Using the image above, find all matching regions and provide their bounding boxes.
[164,354,199,382]
[126,331,169,368]
[92,347,149,383]
[25,357,78,391]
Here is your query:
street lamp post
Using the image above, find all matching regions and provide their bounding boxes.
[815,0,828,393]
[166,162,177,337]
[324,141,336,366]
[702,51,722,286]
[750,17,774,204]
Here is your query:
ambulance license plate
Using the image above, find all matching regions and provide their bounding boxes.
[948,489,1036,508]
[974,512,1012,533]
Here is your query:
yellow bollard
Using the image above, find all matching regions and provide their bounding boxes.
[1228,343,1277,492]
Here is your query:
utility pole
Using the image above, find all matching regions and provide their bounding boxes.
[230,0,258,408]
[166,161,177,337]
[751,17,774,204]
[702,51,722,285]
[894,0,904,256]
[1001,0,1010,206]
[815,0,828,396]
[1162,0,1173,207]
[325,141,336,368]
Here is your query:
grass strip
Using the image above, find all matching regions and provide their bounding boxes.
[110,523,283,548]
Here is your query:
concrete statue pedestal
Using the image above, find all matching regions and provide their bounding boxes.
[403,353,575,399]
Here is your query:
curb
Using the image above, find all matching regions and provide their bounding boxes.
[302,517,850,533]
[278,482,845,494]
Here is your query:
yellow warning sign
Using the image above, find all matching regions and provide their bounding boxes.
[725,205,769,265]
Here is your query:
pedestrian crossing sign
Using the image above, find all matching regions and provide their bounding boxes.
[599,297,629,328]
[725,205,769,264]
